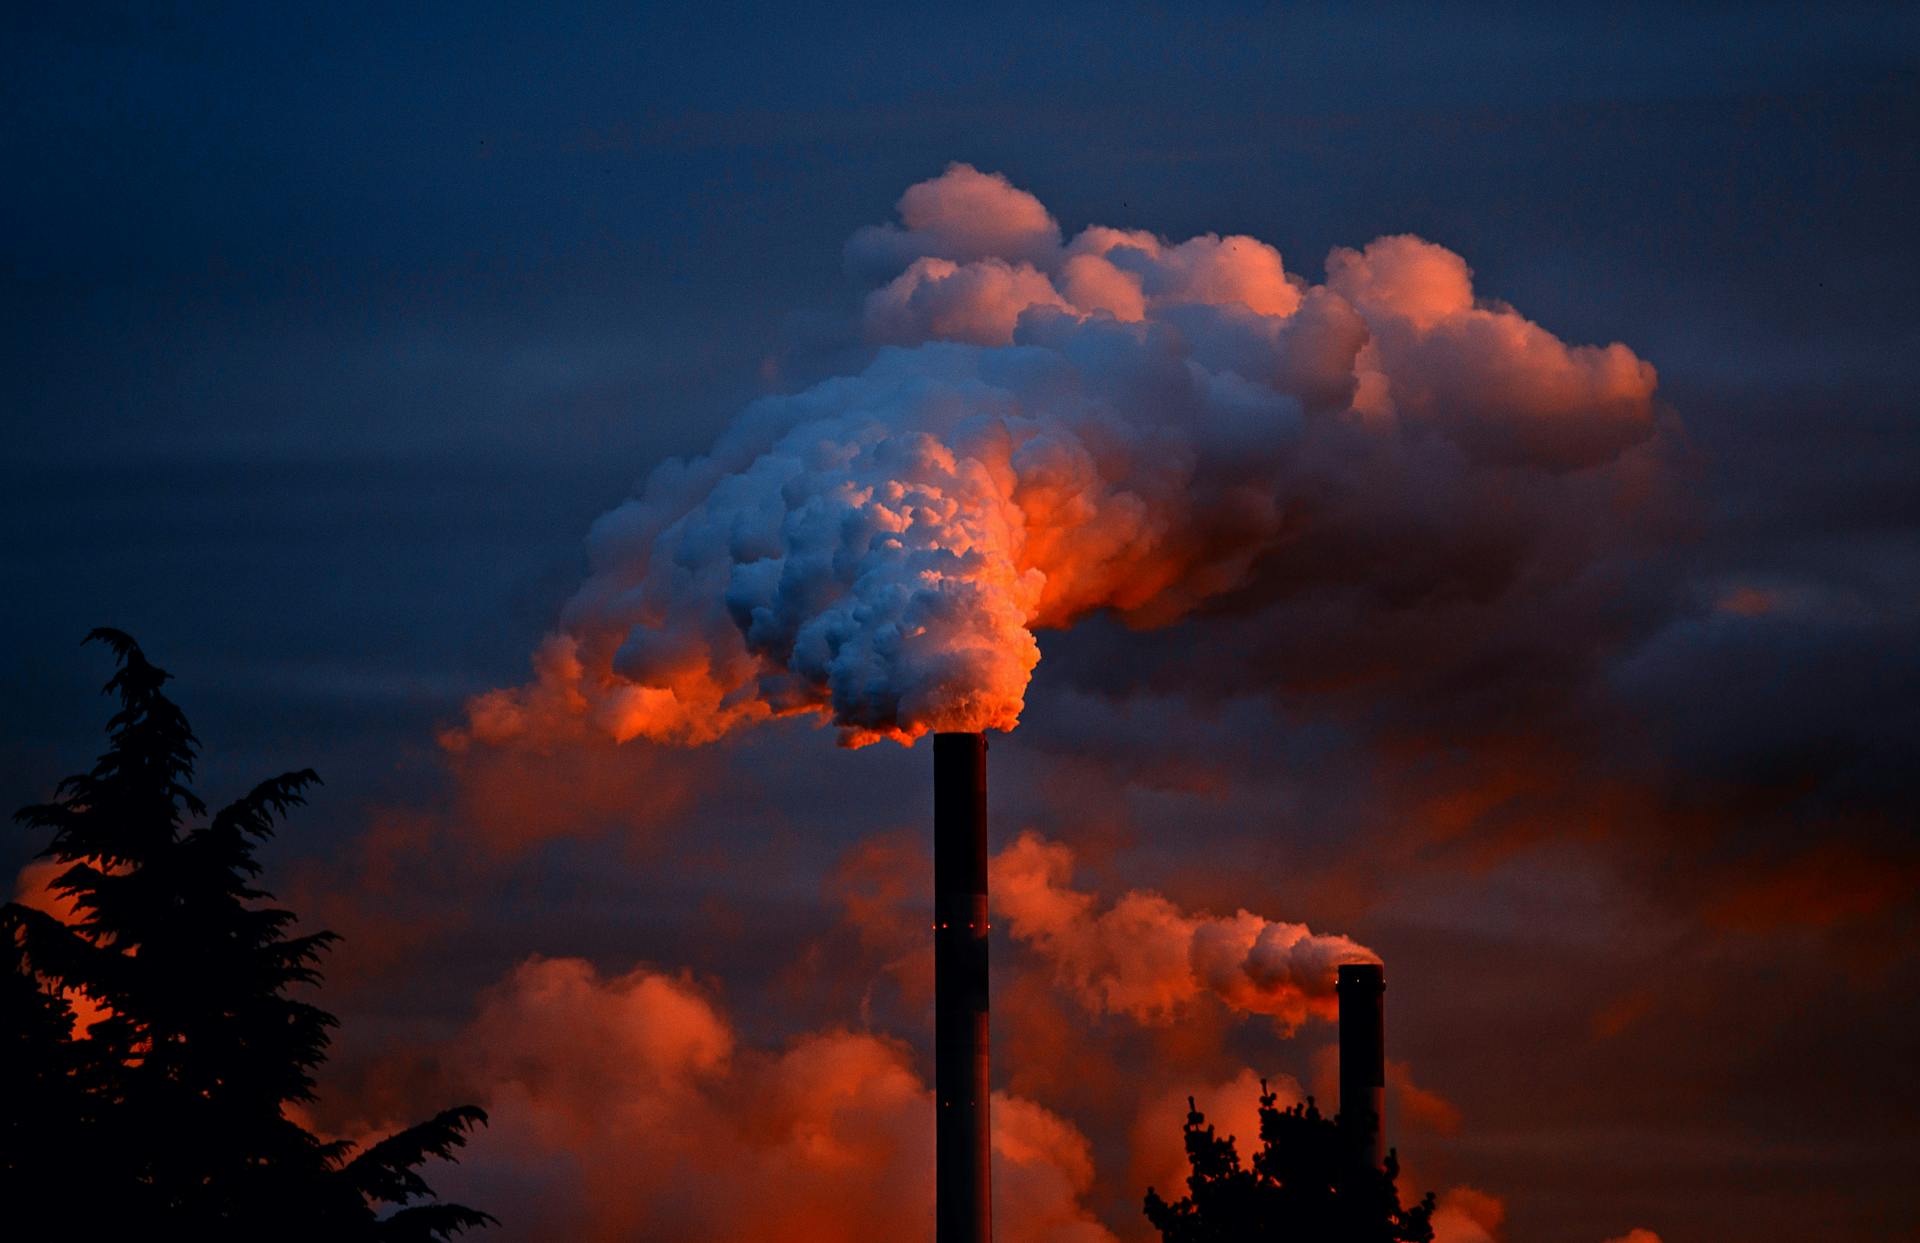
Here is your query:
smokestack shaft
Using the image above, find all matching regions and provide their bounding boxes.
[1337,963,1386,1168]
[934,732,991,1243]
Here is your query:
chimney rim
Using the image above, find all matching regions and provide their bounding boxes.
[1336,961,1385,989]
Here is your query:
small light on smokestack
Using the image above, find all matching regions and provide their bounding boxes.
[934,732,991,1243]
[1337,962,1386,1168]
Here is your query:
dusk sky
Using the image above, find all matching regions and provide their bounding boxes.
[5,5,1918,1241]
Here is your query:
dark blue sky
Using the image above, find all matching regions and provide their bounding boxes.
[7,2,1913,773]
[4,6,1917,1241]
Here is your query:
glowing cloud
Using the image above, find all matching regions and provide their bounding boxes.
[1431,1187,1506,1243]
[431,956,1115,1243]
[458,163,1661,749]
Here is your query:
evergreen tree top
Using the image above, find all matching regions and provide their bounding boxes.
[1144,1081,1437,1243]
[4,631,491,1240]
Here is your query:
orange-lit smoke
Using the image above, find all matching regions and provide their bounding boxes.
[990,832,1376,1032]
[1428,1187,1663,1243]
[1431,1187,1507,1243]
[457,163,1661,750]
[434,956,1115,1243]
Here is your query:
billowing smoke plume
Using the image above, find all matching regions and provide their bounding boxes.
[991,832,1376,1032]
[342,955,1116,1243]
[457,163,1659,748]
[820,830,1375,1034]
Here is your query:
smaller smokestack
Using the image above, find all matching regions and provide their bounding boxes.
[1337,962,1385,1168]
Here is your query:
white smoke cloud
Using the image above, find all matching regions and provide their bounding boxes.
[990,831,1376,1031]
[457,162,1661,749]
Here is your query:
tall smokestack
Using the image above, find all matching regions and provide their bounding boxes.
[1337,962,1386,1168]
[934,732,992,1243]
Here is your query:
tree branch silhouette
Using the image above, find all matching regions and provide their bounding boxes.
[2,630,493,1240]
[1144,1081,1436,1243]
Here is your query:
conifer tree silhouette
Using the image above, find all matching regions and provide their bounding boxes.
[2,630,493,1240]
[1144,1083,1437,1243]
[1,899,98,1213]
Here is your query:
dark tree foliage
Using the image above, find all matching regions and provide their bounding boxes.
[1,630,494,1241]
[1144,1083,1436,1243]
